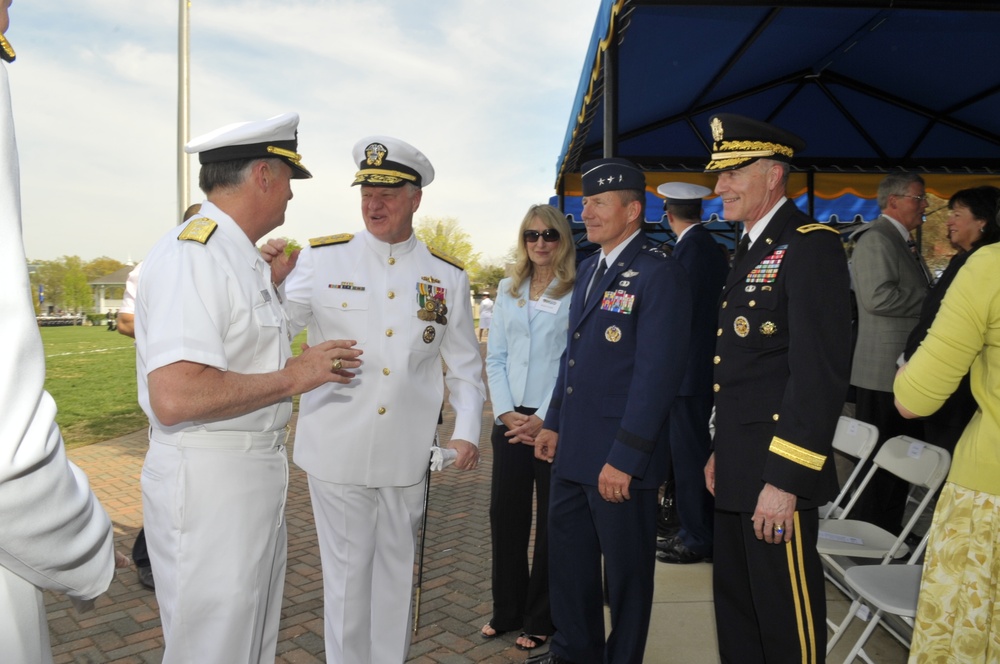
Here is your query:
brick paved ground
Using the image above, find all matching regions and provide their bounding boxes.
[45,345,909,662]
[47,344,537,663]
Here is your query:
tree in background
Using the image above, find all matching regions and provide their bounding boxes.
[85,256,127,282]
[918,193,952,274]
[62,256,93,314]
[31,258,68,313]
[469,261,507,295]
[414,217,481,274]
[28,255,127,314]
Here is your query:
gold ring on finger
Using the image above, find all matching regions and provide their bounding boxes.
[332,358,343,371]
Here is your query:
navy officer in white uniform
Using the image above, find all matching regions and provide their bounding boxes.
[531,158,692,664]
[0,9,127,662]
[135,113,362,664]
[266,136,485,663]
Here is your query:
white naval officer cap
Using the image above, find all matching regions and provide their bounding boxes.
[352,136,434,188]
[656,182,713,205]
[184,112,312,179]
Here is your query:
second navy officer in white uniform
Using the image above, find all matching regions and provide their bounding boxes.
[266,135,486,663]
[135,113,362,664]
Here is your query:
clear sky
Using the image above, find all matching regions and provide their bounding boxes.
[8,0,600,266]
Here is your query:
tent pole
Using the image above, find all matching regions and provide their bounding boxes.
[603,31,618,157]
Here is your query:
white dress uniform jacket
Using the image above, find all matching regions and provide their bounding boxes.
[285,230,485,486]
[0,60,115,663]
[135,200,292,664]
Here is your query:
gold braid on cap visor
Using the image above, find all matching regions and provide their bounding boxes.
[708,140,795,170]
[712,139,795,159]
[267,145,304,167]
[352,168,419,185]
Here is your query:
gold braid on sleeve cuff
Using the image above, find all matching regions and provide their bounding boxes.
[769,436,826,471]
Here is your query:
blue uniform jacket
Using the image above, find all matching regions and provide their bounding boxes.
[543,233,692,489]
[671,224,729,397]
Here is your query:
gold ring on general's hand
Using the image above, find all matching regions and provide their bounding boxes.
[332,359,343,372]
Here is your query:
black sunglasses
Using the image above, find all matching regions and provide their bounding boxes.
[523,229,561,243]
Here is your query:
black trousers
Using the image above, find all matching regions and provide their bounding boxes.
[714,509,825,663]
[487,414,553,636]
[665,394,715,555]
[132,526,151,568]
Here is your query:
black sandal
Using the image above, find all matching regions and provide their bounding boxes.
[480,621,510,639]
[515,632,548,651]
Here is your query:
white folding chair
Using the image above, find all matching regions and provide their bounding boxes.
[826,531,929,663]
[819,436,950,574]
[820,436,950,644]
[819,416,880,519]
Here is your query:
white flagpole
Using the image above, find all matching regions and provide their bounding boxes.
[177,0,191,224]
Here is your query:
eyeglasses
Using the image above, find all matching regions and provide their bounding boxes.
[895,194,928,202]
[523,229,561,243]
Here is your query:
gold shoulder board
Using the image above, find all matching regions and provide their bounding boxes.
[797,223,839,235]
[177,217,217,244]
[428,246,465,270]
[309,233,354,248]
[0,35,16,63]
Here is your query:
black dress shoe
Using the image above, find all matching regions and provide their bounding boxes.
[525,652,575,664]
[656,533,682,552]
[137,565,155,590]
[656,539,711,564]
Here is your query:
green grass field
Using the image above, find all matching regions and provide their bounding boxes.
[39,326,307,449]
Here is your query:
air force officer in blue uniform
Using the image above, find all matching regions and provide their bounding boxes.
[531,159,692,664]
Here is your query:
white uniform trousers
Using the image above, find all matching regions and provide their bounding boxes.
[308,476,426,664]
[0,567,53,664]
[141,431,289,664]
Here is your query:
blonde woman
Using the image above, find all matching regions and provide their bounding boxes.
[481,204,575,652]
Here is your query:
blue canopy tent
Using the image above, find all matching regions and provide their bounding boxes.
[554,0,1000,251]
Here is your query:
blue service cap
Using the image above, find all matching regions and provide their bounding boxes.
[581,157,645,196]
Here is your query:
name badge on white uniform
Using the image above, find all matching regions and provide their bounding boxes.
[535,296,561,314]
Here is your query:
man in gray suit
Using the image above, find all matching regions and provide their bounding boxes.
[849,172,930,533]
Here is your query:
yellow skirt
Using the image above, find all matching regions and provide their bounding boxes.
[909,482,1000,663]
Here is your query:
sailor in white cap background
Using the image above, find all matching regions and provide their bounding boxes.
[134,113,362,664]
[653,182,728,567]
[0,6,129,663]
[264,136,485,663]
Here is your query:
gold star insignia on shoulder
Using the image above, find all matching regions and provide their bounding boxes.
[310,233,354,248]
[177,217,217,244]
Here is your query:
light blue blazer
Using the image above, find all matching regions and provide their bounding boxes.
[486,276,572,423]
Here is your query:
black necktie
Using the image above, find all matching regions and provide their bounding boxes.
[733,235,751,267]
[588,258,607,301]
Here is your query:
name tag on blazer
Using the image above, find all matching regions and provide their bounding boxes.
[535,296,561,314]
